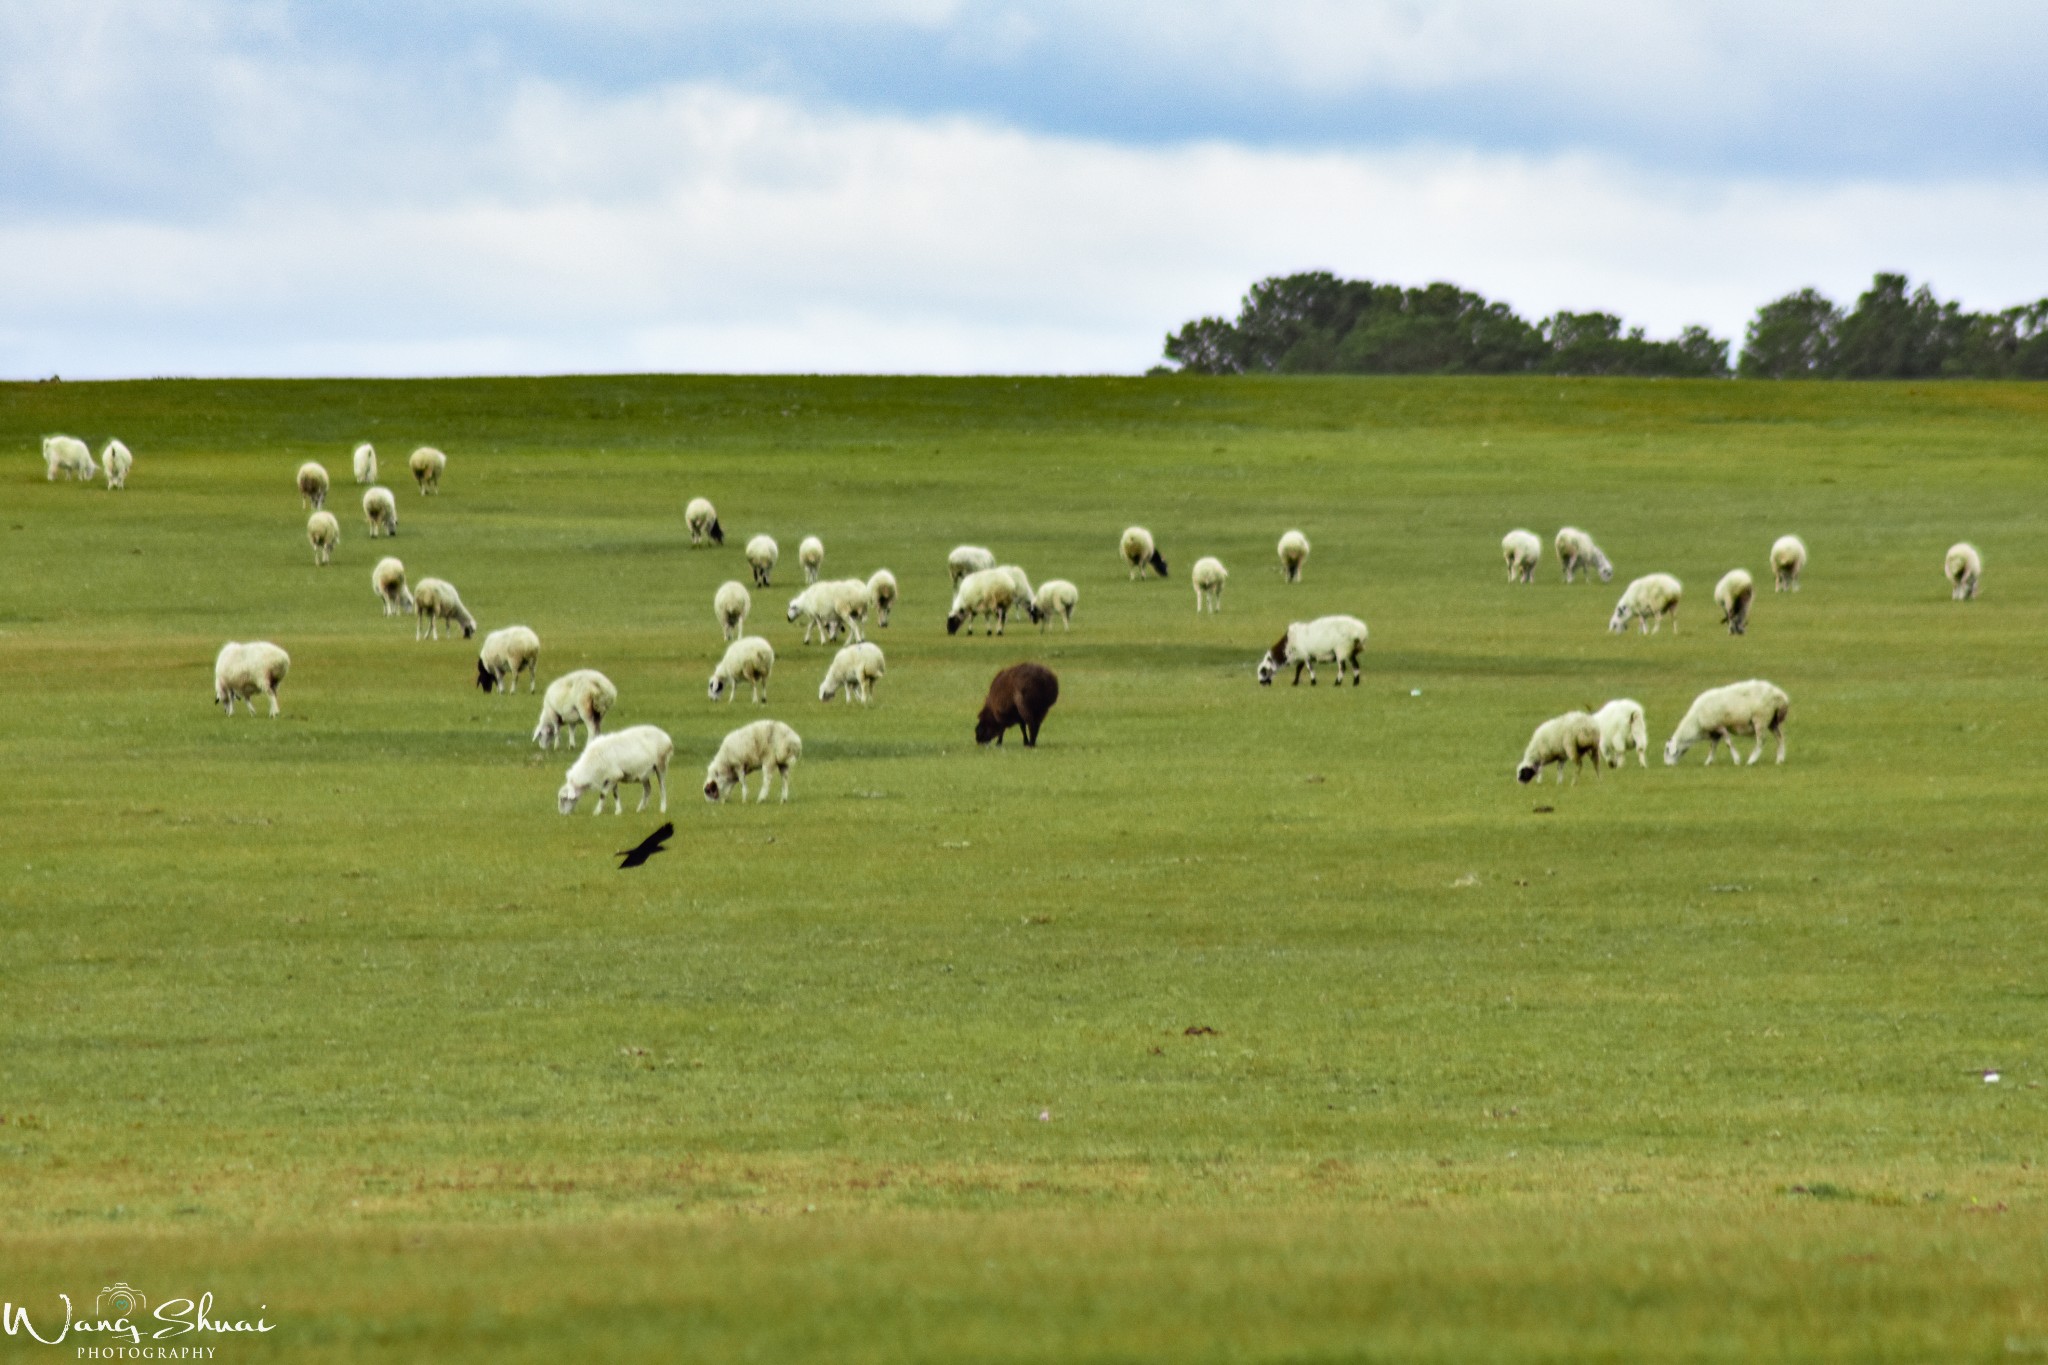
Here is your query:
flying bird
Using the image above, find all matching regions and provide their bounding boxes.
[615,822,674,869]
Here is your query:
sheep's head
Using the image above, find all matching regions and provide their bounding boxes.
[556,781,583,815]
[975,709,1003,745]
[1594,553,1615,583]
[1149,550,1169,577]
[1516,762,1539,783]
[1662,737,1685,765]
[946,612,964,636]
[460,620,476,639]
[475,658,496,692]
[703,770,732,802]
[786,599,804,622]
[707,674,728,700]
[1021,599,1044,624]
[709,519,724,545]
[532,718,555,747]
[819,680,837,703]
[1606,604,1630,633]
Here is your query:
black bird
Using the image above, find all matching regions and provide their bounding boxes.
[615,822,674,869]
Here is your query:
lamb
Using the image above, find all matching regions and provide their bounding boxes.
[686,497,724,546]
[532,669,617,748]
[787,579,873,644]
[408,446,446,495]
[307,510,340,566]
[1591,698,1649,768]
[1946,542,1982,600]
[1608,573,1683,635]
[819,641,886,703]
[1502,529,1541,583]
[42,435,95,481]
[1257,614,1369,686]
[947,567,1033,635]
[714,580,752,641]
[1664,679,1791,766]
[213,641,291,717]
[709,636,776,703]
[1034,579,1078,631]
[1555,526,1613,584]
[745,534,779,587]
[296,461,330,510]
[1192,556,1228,613]
[353,443,378,484]
[703,719,803,803]
[948,545,997,584]
[475,625,541,694]
[363,486,398,538]
[100,439,132,490]
[1278,529,1311,582]
[413,576,477,640]
[558,725,673,815]
[1515,710,1603,783]
[372,556,414,615]
[867,569,897,626]
[1121,526,1169,579]
[1714,568,1754,635]
[1770,535,1807,592]
[799,535,825,583]
[997,565,1036,613]
[976,662,1059,746]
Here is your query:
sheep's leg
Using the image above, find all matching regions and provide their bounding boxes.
[778,764,792,802]
[1774,723,1787,764]
[1292,661,1304,686]
[656,768,668,812]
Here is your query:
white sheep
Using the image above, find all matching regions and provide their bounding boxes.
[296,461,330,510]
[1555,526,1613,584]
[42,435,95,481]
[353,443,378,484]
[214,641,291,717]
[819,641,886,703]
[1946,542,1982,600]
[997,565,1036,612]
[867,569,898,626]
[1591,698,1649,768]
[1502,529,1541,583]
[1278,529,1311,582]
[1257,614,1369,686]
[372,556,414,616]
[1770,535,1807,592]
[413,576,477,640]
[714,580,752,641]
[686,497,724,546]
[1714,568,1755,635]
[307,510,340,566]
[1192,556,1228,613]
[1608,573,1683,634]
[533,669,617,748]
[948,545,997,584]
[1665,679,1791,766]
[709,636,776,703]
[1121,525,1169,579]
[100,439,132,490]
[1035,579,1078,631]
[363,486,398,538]
[476,625,541,694]
[947,567,1031,635]
[558,724,673,815]
[787,579,872,644]
[409,446,446,495]
[799,535,825,583]
[1515,710,1603,783]
[745,534,779,587]
[703,719,803,803]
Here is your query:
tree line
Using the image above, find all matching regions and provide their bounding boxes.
[1161,272,2048,379]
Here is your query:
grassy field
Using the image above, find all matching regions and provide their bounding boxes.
[3,374,2046,1361]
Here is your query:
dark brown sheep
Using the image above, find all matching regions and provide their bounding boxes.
[976,662,1059,747]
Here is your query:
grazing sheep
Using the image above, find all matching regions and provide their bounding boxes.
[413,576,477,640]
[714,580,752,641]
[533,669,617,749]
[1592,698,1650,769]
[686,497,724,546]
[1192,556,1228,613]
[997,564,1036,611]
[976,662,1059,746]
[1515,710,1603,784]
[213,641,291,717]
[353,443,377,484]
[475,625,541,694]
[307,510,340,566]
[1502,529,1541,583]
[558,725,673,815]
[1278,529,1311,582]
[42,435,96,481]
[1770,534,1807,592]
[867,569,898,626]
[819,641,886,703]
[1555,526,1613,584]
[296,461,330,510]
[703,719,803,803]
[408,446,446,495]
[372,556,414,616]
[1121,526,1169,579]
[1713,569,1754,635]
[947,567,1033,635]
[1665,679,1791,766]
[948,545,997,584]
[745,534,779,587]
[1257,614,1369,687]
[363,486,398,538]
[1034,579,1078,631]
[1608,573,1683,635]
[799,535,825,583]
[100,439,132,490]
[788,579,873,645]
[709,636,776,703]
[1946,542,1982,600]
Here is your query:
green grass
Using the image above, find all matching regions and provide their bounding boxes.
[3,374,2046,1361]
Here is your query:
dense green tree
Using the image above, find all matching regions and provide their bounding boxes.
[1739,289,1841,378]
[1833,273,1967,379]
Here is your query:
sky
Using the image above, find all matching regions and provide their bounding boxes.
[4,1,2047,377]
